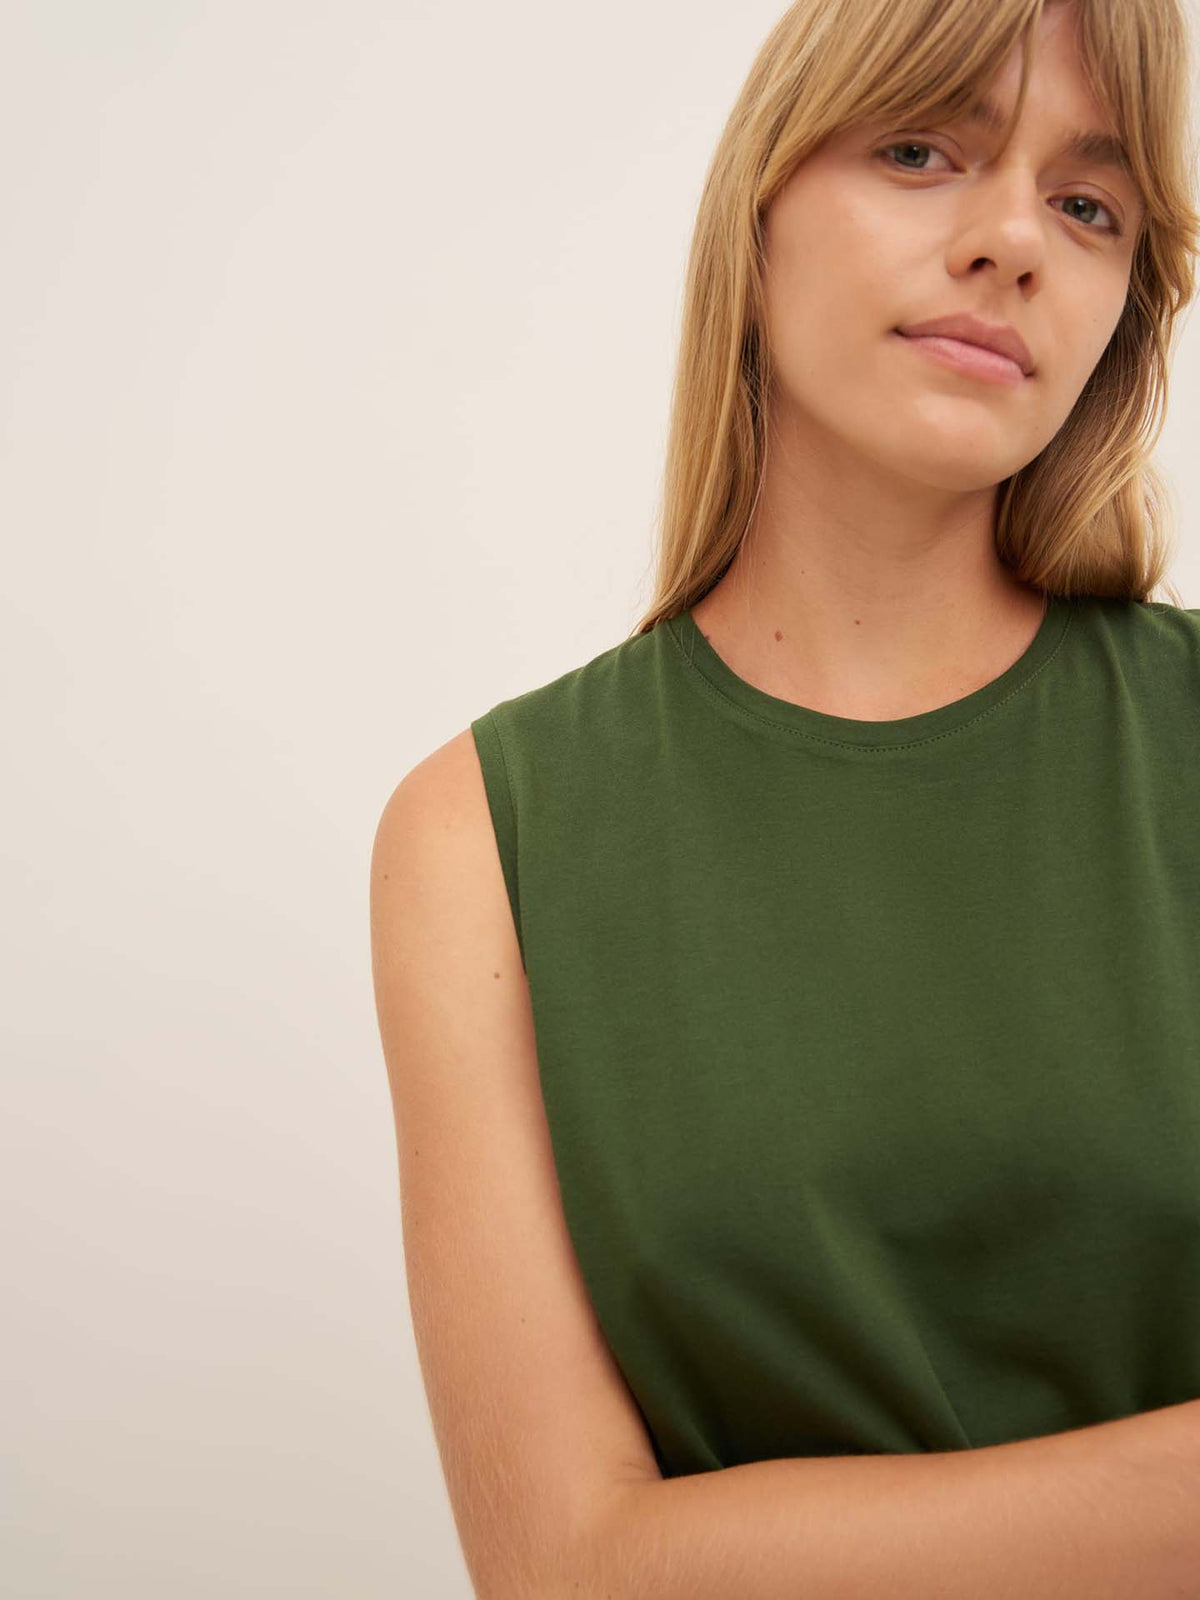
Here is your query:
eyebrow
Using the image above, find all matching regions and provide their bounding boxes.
[956,91,1135,179]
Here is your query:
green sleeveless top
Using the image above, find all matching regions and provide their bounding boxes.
[469,593,1200,1478]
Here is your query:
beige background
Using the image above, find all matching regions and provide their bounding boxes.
[5,3,1199,1596]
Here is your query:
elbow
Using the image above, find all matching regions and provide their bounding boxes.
[475,1479,644,1600]
[527,1479,640,1600]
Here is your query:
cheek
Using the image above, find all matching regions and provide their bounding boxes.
[763,274,889,401]
[1016,314,1120,447]
[762,204,906,379]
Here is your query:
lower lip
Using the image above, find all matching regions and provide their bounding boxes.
[894,330,1028,386]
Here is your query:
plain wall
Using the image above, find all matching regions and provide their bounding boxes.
[5,2,1199,1596]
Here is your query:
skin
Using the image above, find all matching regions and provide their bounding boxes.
[691,0,1146,720]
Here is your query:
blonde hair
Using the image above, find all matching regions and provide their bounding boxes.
[630,0,1200,636]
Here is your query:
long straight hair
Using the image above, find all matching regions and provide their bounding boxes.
[630,0,1200,636]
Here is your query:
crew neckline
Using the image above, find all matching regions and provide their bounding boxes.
[666,592,1075,749]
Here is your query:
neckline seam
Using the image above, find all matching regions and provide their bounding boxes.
[665,603,1075,751]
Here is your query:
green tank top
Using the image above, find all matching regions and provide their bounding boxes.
[469,593,1200,1477]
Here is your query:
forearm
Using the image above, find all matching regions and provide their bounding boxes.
[576,1399,1200,1600]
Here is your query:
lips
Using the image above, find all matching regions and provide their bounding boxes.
[895,330,1027,386]
[895,314,1034,376]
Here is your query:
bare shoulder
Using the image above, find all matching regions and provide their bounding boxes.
[370,726,507,981]
[368,727,659,1599]
[369,719,525,1157]
[373,725,487,853]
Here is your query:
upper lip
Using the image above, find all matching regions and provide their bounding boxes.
[897,313,1034,376]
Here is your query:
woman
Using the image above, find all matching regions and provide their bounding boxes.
[371,0,1200,1594]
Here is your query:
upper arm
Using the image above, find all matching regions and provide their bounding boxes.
[369,727,660,1600]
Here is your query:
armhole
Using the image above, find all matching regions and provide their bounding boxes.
[469,711,526,974]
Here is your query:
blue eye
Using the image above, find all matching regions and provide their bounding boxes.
[874,141,1122,235]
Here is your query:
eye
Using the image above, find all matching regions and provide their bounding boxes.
[873,140,1123,235]
[1052,193,1122,235]
[875,139,953,173]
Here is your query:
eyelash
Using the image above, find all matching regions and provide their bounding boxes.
[874,140,1123,236]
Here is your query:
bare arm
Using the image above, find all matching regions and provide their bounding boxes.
[578,1398,1200,1600]
[370,731,663,1600]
